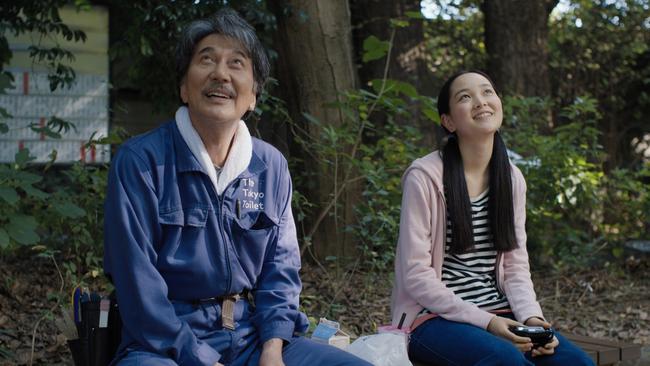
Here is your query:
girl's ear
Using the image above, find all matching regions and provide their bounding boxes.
[248,94,257,112]
[441,114,456,133]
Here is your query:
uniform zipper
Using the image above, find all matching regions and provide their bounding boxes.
[204,173,239,296]
[216,178,242,295]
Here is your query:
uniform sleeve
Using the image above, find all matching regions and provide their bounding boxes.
[396,169,495,329]
[103,147,221,366]
[501,166,544,322]
[249,161,309,343]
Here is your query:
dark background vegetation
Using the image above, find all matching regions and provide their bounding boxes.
[1,0,649,364]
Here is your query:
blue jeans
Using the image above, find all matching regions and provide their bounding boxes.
[409,315,594,366]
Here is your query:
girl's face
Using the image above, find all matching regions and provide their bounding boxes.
[441,72,503,139]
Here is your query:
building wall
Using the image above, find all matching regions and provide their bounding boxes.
[0,5,110,163]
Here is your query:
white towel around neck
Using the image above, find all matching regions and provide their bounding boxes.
[175,106,252,196]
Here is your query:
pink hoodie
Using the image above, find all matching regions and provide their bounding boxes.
[391,151,544,331]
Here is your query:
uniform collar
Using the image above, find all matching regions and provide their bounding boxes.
[173,106,253,195]
[239,146,267,178]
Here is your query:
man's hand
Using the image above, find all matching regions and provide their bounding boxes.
[487,316,533,352]
[213,363,224,366]
[260,338,285,366]
[525,317,559,357]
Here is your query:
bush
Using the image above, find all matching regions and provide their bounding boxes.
[0,160,109,279]
[502,96,649,267]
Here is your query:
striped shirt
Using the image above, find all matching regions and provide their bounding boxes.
[440,190,510,311]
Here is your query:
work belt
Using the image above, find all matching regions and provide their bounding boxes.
[190,289,251,331]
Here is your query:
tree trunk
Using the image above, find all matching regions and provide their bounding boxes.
[350,0,437,147]
[269,0,359,259]
[483,0,558,97]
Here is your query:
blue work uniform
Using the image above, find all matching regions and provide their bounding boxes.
[103,120,370,366]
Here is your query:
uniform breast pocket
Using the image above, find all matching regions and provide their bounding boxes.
[229,211,279,279]
[157,207,210,258]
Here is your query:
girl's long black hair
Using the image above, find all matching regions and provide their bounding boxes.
[438,70,517,254]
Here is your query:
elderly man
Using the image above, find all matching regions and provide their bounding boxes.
[103,8,371,366]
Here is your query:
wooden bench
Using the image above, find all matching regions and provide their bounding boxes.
[564,333,642,366]
[411,333,642,366]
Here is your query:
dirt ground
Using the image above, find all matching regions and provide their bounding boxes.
[0,253,648,365]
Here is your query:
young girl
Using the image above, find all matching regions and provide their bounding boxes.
[391,70,594,365]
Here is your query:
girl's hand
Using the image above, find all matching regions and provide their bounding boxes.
[487,316,533,352]
[525,317,560,357]
[531,336,559,357]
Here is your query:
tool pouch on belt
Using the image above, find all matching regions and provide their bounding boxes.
[67,291,122,366]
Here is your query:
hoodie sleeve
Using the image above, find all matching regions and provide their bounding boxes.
[501,165,544,322]
[249,159,309,343]
[103,147,222,366]
[396,168,495,329]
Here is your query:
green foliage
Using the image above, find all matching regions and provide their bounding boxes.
[362,36,390,63]
[0,1,89,91]
[0,161,109,280]
[502,96,650,267]
[0,2,116,283]
[288,26,431,270]
[549,0,650,169]
[422,0,486,82]
[352,122,425,270]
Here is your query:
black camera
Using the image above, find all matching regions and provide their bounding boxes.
[508,325,555,347]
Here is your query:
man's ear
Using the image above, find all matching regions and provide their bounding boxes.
[441,114,456,133]
[180,79,188,104]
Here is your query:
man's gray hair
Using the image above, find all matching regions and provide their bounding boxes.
[175,8,270,97]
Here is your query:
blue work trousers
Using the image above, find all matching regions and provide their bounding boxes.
[409,314,594,366]
[114,300,371,366]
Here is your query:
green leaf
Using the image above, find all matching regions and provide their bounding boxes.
[302,112,321,125]
[6,215,39,245]
[140,36,153,56]
[0,187,19,205]
[405,11,424,19]
[15,148,36,166]
[0,122,8,134]
[612,247,624,258]
[48,116,77,135]
[362,36,390,63]
[423,108,440,124]
[53,201,86,218]
[395,81,418,98]
[0,228,9,249]
[22,185,50,199]
[0,71,14,94]
[370,79,384,94]
[389,19,410,28]
[11,170,42,185]
[0,106,11,119]
[30,124,62,139]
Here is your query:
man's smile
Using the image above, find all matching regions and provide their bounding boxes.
[204,86,235,100]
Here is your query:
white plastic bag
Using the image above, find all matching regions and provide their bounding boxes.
[346,333,413,366]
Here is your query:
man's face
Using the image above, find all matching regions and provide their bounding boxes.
[180,34,256,126]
